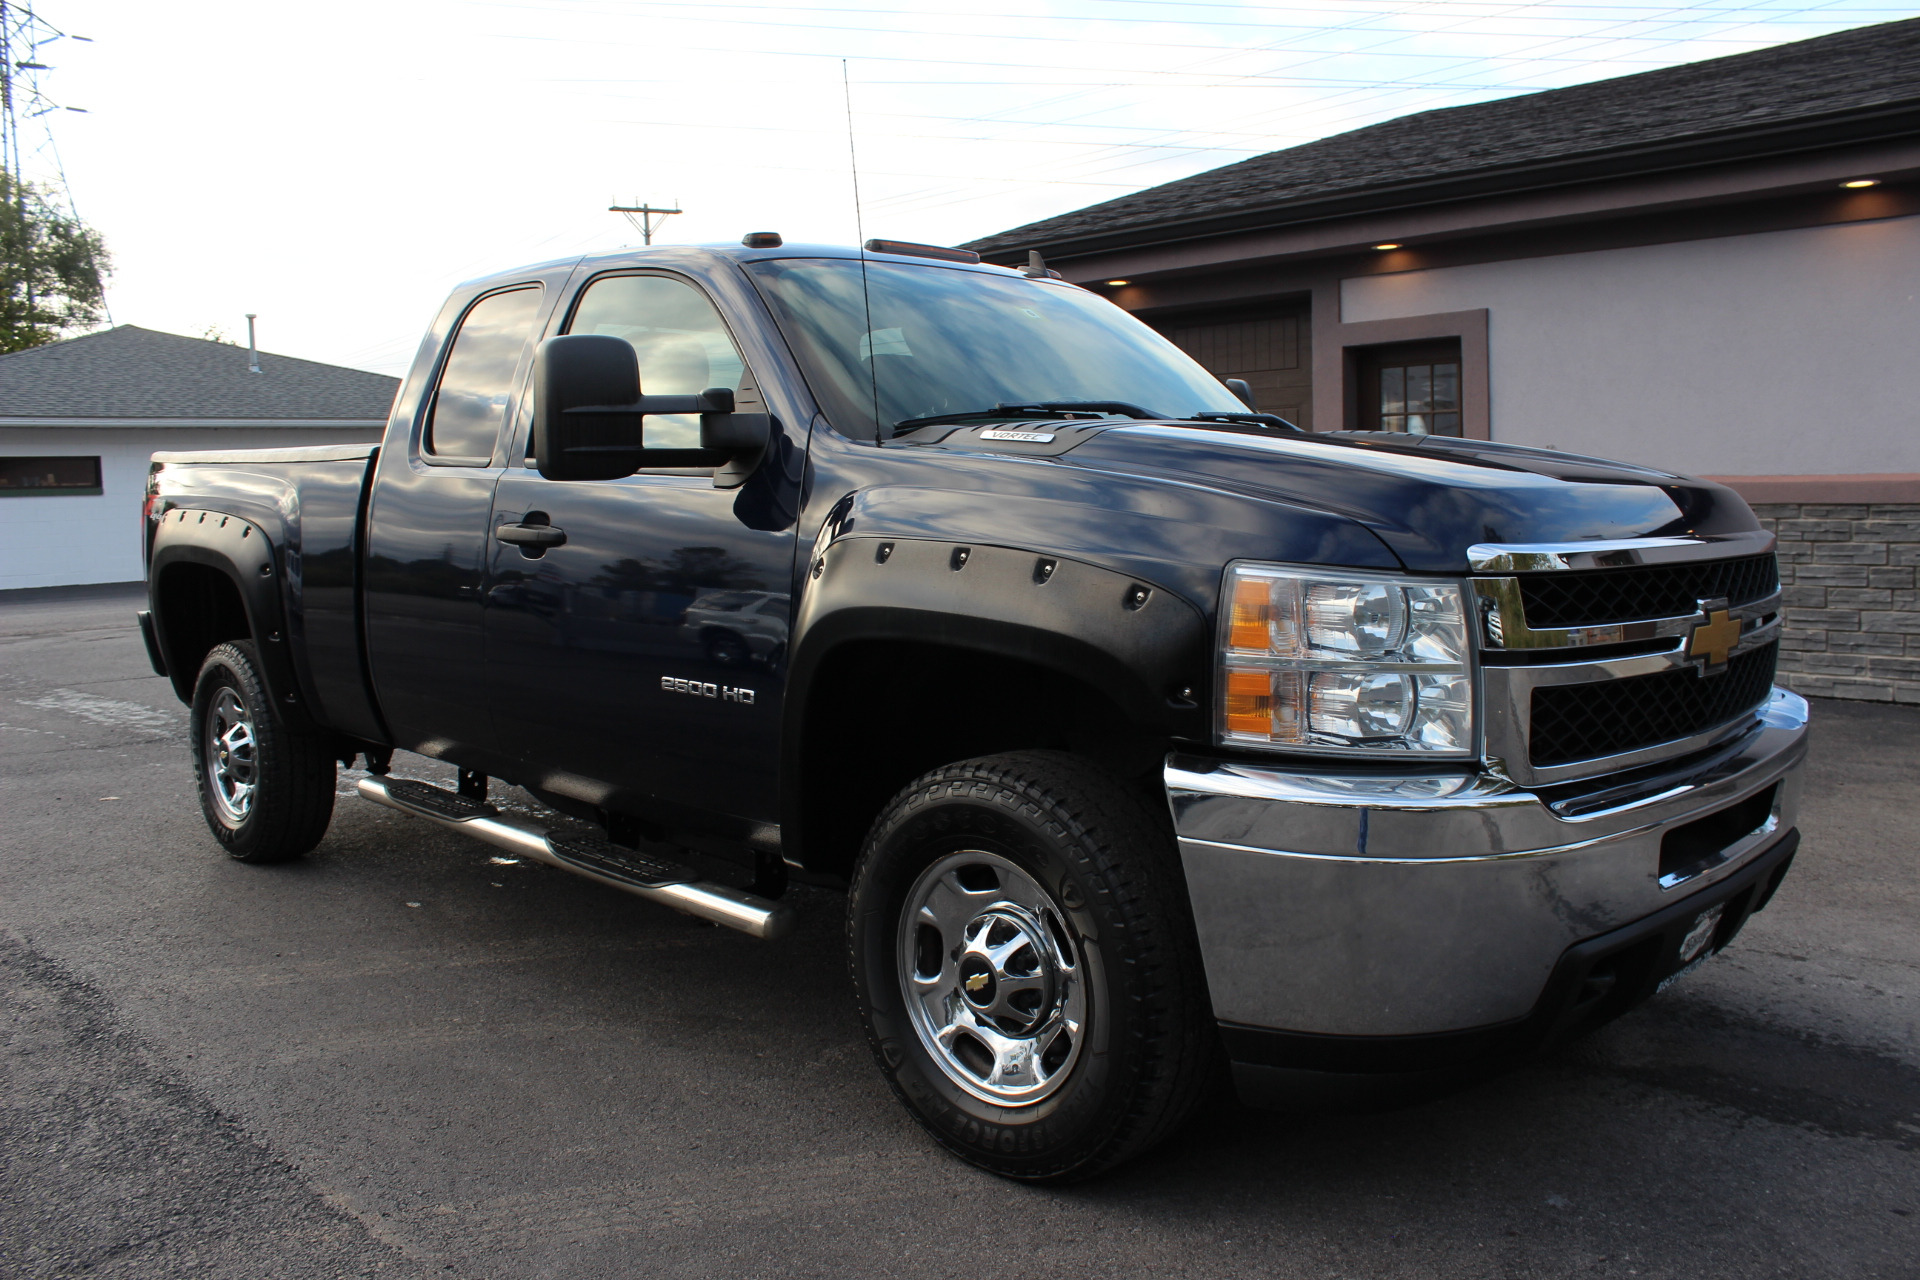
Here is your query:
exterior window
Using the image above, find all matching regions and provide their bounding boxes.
[425,286,545,462]
[1358,340,1462,436]
[0,456,102,495]
[562,274,749,451]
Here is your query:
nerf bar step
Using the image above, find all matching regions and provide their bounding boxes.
[356,776,794,940]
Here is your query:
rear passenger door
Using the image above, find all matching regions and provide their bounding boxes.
[363,280,558,763]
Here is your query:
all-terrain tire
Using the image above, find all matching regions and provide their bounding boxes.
[188,641,336,863]
[848,750,1216,1182]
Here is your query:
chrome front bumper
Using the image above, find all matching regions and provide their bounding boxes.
[1167,688,1808,1042]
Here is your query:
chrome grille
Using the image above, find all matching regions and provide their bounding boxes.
[1471,532,1784,785]
[1529,642,1779,766]
[1518,554,1778,628]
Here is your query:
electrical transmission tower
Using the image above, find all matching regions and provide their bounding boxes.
[0,2,85,188]
[609,200,681,245]
[0,2,93,327]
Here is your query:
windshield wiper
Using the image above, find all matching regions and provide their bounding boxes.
[891,401,1160,435]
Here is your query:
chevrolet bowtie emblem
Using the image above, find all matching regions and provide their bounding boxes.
[1688,608,1742,671]
[965,972,989,993]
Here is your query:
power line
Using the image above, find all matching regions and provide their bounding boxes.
[849,0,1889,210]
[468,0,1830,62]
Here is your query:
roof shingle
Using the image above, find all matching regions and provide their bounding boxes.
[0,325,401,420]
[966,17,1920,257]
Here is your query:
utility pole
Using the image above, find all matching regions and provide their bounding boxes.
[609,201,681,245]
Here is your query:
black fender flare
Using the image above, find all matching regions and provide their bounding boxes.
[781,534,1212,841]
[147,507,314,729]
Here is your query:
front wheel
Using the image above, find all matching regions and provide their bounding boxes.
[848,751,1215,1182]
[188,641,336,863]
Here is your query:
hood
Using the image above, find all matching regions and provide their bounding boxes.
[1051,423,1759,573]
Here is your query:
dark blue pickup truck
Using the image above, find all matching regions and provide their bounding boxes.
[140,237,1807,1181]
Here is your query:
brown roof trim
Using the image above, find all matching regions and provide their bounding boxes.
[1051,152,1920,291]
[1709,474,1920,504]
[973,100,1920,265]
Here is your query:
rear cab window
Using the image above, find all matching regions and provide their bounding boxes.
[424,286,545,465]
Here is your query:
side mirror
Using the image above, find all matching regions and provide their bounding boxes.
[533,335,774,482]
[1225,378,1258,411]
[535,335,645,481]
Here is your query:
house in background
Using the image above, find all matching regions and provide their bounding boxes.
[967,17,1920,704]
[0,326,397,591]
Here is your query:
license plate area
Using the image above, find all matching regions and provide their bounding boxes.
[1658,903,1728,992]
[1680,904,1724,962]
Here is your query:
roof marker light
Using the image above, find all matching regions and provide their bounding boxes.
[1373,243,1401,251]
[863,238,981,264]
[1841,178,1880,189]
[1106,280,1129,286]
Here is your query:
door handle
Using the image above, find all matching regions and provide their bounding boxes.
[495,522,567,548]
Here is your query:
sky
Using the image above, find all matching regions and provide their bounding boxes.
[18,0,1919,376]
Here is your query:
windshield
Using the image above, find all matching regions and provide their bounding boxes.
[743,258,1246,437]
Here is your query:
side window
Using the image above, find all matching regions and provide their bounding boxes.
[563,274,749,451]
[425,286,545,462]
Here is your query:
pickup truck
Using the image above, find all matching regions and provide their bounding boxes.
[140,237,1807,1182]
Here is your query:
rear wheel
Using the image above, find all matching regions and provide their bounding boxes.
[189,641,335,862]
[848,751,1215,1182]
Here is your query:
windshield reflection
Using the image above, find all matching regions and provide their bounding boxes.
[744,259,1245,437]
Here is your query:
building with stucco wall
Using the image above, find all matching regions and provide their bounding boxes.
[968,18,1920,702]
[0,326,397,591]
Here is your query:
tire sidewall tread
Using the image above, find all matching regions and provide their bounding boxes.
[848,750,1214,1182]
[188,640,335,863]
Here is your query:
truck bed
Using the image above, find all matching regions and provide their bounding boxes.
[146,444,385,743]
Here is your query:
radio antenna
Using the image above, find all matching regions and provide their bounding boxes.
[842,60,880,442]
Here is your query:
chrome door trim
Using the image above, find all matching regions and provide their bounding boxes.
[1466,530,1775,574]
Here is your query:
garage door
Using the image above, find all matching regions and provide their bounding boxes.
[1151,303,1312,429]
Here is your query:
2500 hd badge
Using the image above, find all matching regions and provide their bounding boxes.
[662,676,755,704]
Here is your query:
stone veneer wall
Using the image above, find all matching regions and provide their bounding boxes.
[1753,502,1920,704]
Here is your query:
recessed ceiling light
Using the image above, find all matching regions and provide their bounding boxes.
[1841,178,1880,188]
[1373,243,1401,251]
[1106,279,1129,286]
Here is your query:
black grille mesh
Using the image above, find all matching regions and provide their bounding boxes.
[1529,642,1778,767]
[1518,554,1778,628]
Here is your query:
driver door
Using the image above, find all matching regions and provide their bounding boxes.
[483,271,796,830]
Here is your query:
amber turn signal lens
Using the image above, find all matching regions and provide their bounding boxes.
[1229,578,1272,650]
[1224,668,1273,735]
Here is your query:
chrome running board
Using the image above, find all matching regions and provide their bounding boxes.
[356,776,795,941]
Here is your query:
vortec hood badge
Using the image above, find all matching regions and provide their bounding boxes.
[1687,600,1742,674]
[979,428,1056,443]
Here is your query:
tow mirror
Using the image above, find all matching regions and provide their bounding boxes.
[533,334,772,482]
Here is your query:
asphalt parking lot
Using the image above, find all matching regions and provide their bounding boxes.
[2,582,1916,1279]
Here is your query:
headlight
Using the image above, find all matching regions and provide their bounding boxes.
[1220,563,1474,756]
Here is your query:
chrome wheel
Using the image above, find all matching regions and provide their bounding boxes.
[203,686,258,827]
[898,850,1086,1105]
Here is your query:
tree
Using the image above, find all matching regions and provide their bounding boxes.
[0,169,109,353]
